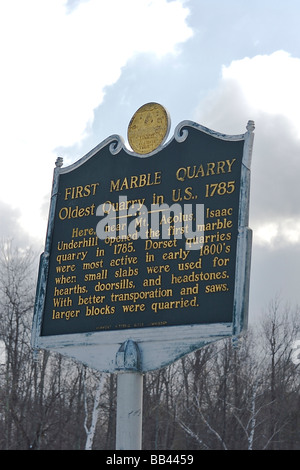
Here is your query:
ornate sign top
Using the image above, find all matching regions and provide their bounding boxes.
[127,102,170,154]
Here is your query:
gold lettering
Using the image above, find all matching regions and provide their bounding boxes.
[72,227,95,238]
[206,162,215,175]
[58,204,95,220]
[64,183,99,200]
[110,172,161,192]
[52,309,80,320]
[175,158,237,181]
[226,158,236,172]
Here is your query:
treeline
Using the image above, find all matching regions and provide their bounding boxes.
[0,242,299,450]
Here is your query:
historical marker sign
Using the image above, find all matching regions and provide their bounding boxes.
[32,104,254,373]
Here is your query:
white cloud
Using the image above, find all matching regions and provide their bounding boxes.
[0,0,192,241]
[196,50,300,135]
[253,218,300,248]
[195,50,300,249]
[0,0,192,148]
[221,51,300,137]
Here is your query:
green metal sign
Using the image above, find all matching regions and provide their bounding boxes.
[32,114,254,373]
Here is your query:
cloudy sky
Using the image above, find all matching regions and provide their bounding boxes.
[0,0,300,322]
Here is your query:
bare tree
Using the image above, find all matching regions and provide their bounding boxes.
[83,369,105,450]
[259,299,300,449]
[0,241,299,450]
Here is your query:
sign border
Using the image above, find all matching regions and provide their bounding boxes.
[32,120,254,372]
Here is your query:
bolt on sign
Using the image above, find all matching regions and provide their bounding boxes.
[32,103,255,372]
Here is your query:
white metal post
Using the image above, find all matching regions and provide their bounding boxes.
[116,371,143,450]
[115,340,143,450]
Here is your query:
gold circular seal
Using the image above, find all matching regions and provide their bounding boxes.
[127,102,170,154]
